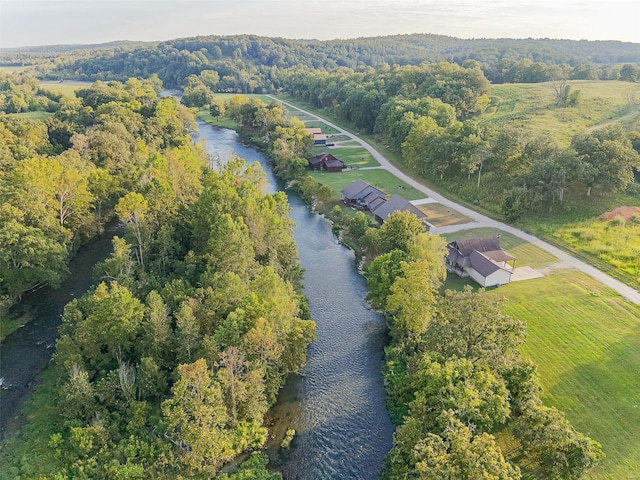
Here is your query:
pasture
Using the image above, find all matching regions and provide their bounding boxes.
[480,81,640,145]
[496,271,640,479]
[40,81,91,98]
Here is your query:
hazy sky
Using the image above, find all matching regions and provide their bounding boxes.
[1,0,639,49]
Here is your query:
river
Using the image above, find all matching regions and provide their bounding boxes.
[0,223,119,437]
[196,121,394,479]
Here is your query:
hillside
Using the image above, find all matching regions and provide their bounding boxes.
[480,81,640,145]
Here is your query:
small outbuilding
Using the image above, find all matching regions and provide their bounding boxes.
[445,237,516,287]
[306,127,327,146]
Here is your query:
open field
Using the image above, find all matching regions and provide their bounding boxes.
[40,81,91,97]
[496,271,640,479]
[553,217,640,291]
[416,202,471,227]
[0,65,34,73]
[308,168,425,202]
[9,111,54,120]
[195,109,238,130]
[311,146,379,168]
[212,93,274,104]
[442,227,559,269]
[480,81,640,146]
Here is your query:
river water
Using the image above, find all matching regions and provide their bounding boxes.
[1,119,394,478]
[197,121,394,479]
[0,224,118,437]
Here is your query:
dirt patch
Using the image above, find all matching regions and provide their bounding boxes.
[598,206,640,221]
[417,203,472,227]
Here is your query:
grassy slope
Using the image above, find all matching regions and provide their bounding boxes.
[495,271,640,479]
[481,81,640,146]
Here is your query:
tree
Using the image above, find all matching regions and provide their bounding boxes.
[414,415,520,479]
[115,192,148,265]
[162,359,235,475]
[515,406,604,479]
[572,125,640,196]
[365,249,409,310]
[424,287,525,372]
[377,210,424,253]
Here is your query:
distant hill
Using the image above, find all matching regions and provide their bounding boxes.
[2,33,639,87]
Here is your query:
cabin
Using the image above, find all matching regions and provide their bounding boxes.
[306,127,327,146]
[372,194,428,228]
[341,179,385,210]
[445,237,516,287]
[307,152,345,172]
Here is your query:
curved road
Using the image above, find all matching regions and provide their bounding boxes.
[270,95,640,306]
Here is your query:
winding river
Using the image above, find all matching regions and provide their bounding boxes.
[197,121,394,479]
[1,118,394,478]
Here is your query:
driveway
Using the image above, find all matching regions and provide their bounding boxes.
[270,95,640,305]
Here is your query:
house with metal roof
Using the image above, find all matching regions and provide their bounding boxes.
[372,194,427,226]
[341,180,385,210]
[445,237,516,287]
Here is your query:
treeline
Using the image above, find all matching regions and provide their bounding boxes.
[1,79,314,478]
[3,34,639,90]
[348,220,604,478]
[283,65,640,219]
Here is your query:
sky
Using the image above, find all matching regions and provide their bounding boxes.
[1,0,639,49]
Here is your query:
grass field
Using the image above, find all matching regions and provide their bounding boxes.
[196,109,238,130]
[40,81,91,98]
[496,271,640,479]
[9,111,54,120]
[480,81,640,146]
[417,203,471,227]
[309,168,425,202]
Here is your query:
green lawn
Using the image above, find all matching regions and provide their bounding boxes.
[496,271,640,479]
[196,109,238,130]
[309,168,425,202]
[442,227,559,269]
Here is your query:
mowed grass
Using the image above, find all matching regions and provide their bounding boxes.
[309,168,425,201]
[442,227,559,269]
[480,81,640,146]
[496,271,640,479]
[311,146,379,168]
[40,81,92,98]
[417,202,471,227]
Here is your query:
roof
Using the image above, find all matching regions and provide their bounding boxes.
[446,236,516,279]
[313,133,327,142]
[323,158,344,169]
[469,250,505,277]
[372,194,427,222]
[341,180,384,201]
[306,127,322,134]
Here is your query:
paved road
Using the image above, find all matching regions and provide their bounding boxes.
[271,96,640,306]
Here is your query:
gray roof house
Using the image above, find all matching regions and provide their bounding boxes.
[445,237,516,287]
[341,180,385,210]
[372,194,427,225]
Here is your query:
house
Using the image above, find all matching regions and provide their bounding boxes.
[371,194,429,229]
[341,180,385,210]
[307,152,345,172]
[306,127,327,146]
[445,237,516,287]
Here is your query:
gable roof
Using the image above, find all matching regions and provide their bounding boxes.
[341,180,384,201]
[452,237,515,262]
[469,250,504,277]
[372,194,427,222]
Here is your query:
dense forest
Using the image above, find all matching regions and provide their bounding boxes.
[2,34,640,90]
[0,75,314,478]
